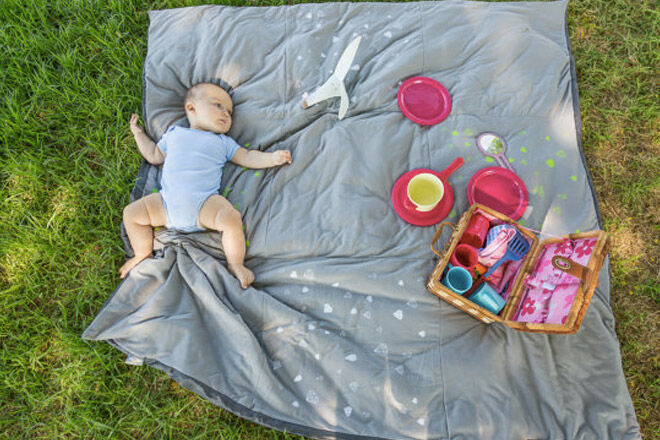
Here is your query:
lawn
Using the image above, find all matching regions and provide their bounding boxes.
[0,0,657,438]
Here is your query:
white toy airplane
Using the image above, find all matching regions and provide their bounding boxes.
[301,36,362,120]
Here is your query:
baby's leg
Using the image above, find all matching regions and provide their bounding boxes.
[119,193,167,278]
[198,194,254,289]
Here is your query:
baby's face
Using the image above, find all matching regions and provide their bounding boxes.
[188,84,233,134]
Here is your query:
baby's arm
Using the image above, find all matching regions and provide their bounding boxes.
[231,147,292,169]
[130,114,165,165]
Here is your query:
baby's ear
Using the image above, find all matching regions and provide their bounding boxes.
[184,101,195,113]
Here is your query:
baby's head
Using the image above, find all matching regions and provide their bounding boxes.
[184,82,233,134]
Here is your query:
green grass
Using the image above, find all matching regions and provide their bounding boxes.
[568,1,659,437]
[1,0,657,438]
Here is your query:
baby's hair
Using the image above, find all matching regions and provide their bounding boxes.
[184,80,233,104]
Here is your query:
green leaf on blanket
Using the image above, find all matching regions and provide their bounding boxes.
[508,157,515,163]
[449,209,456,218]
[234,203,241,210]
[570,175,578,181]
[545,136,551,141]
[255,171,261,177]
[152,188,158,193]
[533,185,545,197]
[464,141,470,147]
[558,194,568,200]
[557,149,566,158]
[245,143,251,148]
[451,130,459,136]
[546,159,555,168]
[553,206,562,215]
[520,147,528,153]
[485,157,494,163]
[223,187,231,197]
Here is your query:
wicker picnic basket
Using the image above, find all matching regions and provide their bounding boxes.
[427,204,610,334]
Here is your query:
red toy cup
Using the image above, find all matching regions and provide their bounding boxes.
[450,244,479,272]
[460,213,490,248]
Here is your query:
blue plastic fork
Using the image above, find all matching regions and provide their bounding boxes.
[483,230,530,279]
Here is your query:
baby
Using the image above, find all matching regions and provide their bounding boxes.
[120,82,292,288]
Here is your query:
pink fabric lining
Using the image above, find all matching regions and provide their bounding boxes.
[514,238,597,323]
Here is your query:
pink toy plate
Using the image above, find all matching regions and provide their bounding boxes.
[467,167,529,220]
[397,76,452,125]
[392,169,455,226]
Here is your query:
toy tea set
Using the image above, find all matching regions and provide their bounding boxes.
[428,204,609,334]
[303,38,610,334]
[393,80,609,334]
[393,76,609,335]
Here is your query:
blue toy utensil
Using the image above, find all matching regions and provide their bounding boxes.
[483,229,530,278]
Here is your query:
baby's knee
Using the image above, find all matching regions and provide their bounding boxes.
[214,206,242,230]
[123,202,138,222]
[225,206,243,227]
[123,199,149,225]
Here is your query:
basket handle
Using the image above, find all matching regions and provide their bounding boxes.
[431,221,455,256]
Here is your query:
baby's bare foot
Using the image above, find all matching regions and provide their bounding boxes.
[119,254,150,279]
[228,264,255,289]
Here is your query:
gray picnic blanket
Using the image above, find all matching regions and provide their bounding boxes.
[83,1,641,438]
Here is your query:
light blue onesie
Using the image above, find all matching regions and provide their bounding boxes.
[157,126,240,232]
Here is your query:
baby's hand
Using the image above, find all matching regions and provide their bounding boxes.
[271,150,292,166]
[129,113,144,136]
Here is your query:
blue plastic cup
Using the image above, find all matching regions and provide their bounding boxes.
[441,266,473,295]
[468,282,506,314]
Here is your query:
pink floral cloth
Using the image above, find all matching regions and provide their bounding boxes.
[514,238,597,324]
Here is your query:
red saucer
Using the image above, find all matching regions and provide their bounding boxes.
[391,168,455,226]
[467,167,529,220]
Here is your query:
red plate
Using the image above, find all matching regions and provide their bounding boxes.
[397,76,452,125]
[392,169,454,226]
[467,167,529,220]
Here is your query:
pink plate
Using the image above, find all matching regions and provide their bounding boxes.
[392,168,455,226]
[467,167,529,220]
[397,76,452,125]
